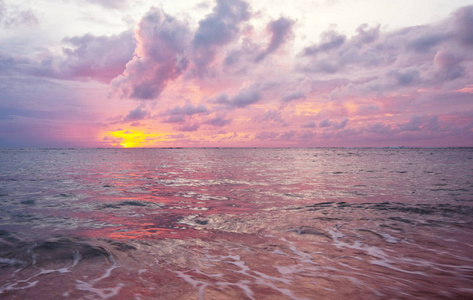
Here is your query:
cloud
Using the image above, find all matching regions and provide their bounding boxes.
[192,0,251,75]
[0,1,4,21]
[163,104,209,116]
[356,104,380,116]
[398,115,440,132]
[301,121,316,128]
[353,24,380,45]
[398,115,423,131]
[452,6,473,45]
[319,119,331,128]
[62,31,136,83]
[2,2,473,148]
[301,6,473,80]
[407,32,445,52]
[0,30,135,83]
[433,50,464,81]
[279,130,296,140]
[0,0,38,28]
[255,131,279,140]
[386,68,421,87]
[364,122,393,135]
[319,118,348,129]
[282,91,306,102]
[254,130,316,143]
[223,38,260,67]
[162,115,186,124]
[255,17,294,62]
[204,116,231,127]
[312,6,473,101]
[86,0,128,9]
[177,123,200,132]
[112,7,191,99]
[253,109,285,124]
[213,85,262,109]
[123,105,149,122]
[303,27,346,56]
[300,24,392,74]
[161,104,209,125]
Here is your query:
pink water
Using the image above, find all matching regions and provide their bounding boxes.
[0,148,472,299]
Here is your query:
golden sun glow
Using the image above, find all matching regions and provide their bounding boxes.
[109,130,148,148]
[104,129,178,148]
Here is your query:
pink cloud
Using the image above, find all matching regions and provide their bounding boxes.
[1,2,473,147]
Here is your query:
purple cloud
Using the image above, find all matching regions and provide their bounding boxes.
[123,105,149,122]
[433,50,464,81]
[255,131,279,140]
[161,104,209,125]
[255,17,294,62]
[398,115,423,132]
[353,24,380,45]
[364,122,393,135]
[177,123,200,132]
[163,104,209,116]
[282,91,306,102]
[112,7,191,99]
[192,0,250,75]
[319,118,348,129]
[163,115,186,124]
[213,85,262,109]
[0,30,135,84]
[253,110,285,124]
[303,27,346,56]
[62,31,136,83]
[398,115,441,132]
[452,6,473,45]
[301,121,316,128]
[357,104,380,116]
[204,116,231,127]
[386,68,421,86]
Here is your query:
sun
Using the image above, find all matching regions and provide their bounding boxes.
[109,130,148,148]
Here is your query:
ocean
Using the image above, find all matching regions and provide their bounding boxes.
[0,148,472,299]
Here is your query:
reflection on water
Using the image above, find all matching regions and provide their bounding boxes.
[0,148,473,299]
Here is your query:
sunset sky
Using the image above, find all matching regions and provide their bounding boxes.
[1,0,472,148]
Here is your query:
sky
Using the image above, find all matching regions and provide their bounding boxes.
[1,0,472,148]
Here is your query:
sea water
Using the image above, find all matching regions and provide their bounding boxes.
[0,148,472,299]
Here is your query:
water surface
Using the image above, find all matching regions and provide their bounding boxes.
[1,148,472,299]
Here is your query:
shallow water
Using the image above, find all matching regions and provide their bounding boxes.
[0,148,472,299]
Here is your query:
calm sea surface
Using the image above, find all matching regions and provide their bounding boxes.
[0,148,472,299]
